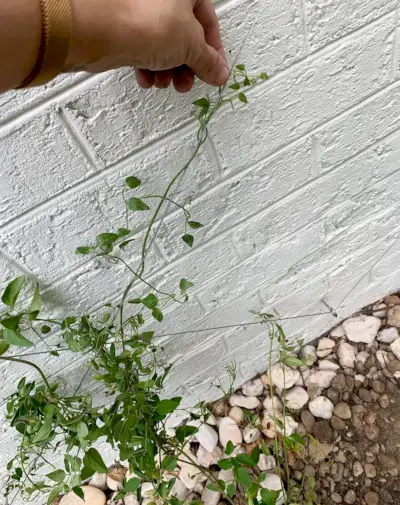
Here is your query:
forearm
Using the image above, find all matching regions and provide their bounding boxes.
[0,0,42,91]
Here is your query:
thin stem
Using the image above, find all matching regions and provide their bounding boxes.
[0,356,52,392]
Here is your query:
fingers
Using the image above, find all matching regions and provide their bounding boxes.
[135,69,154,88]
[173,66,195,93]
[193,0,226,62]
[154,69,174,89]
[136,67,195,93]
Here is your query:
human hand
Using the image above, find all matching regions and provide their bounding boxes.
[66,0,229,92]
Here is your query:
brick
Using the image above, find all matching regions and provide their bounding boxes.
[303,0,397,52]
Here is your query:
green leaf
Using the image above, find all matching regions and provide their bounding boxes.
[156,398,181,416]
[77,422,89,442]
[28,284,42,319]
[83,448,108,473]
[283,355,304,368]
[75,246,92,255]
[96,233,119,247]
[225,440,235,455]
[236,64,246,71]
[182,234,194,247]
[127,197,150,212]
[142,293,158,309]
[120,239,135,250]
[40,325,51,334]
[307,475,316,489]
[0,341,10,356]
[46,470,65,483]
[229,83,241,90]
[218,459,234,470]
[152,308,163,322]
[3,328,33,348]
[243,77,251,86]
[227,483,236,499]
[193,98,209,108]
[81,465,95,481]
[179,279,194,291]
[251,446,260,464]
[1,315,22,330]
[161,456,178,471]
[235,468,252,488]
[235,453,257,467]
[175,425,198,443]
[128,298,142,304]
[2,277,25,308]
[125,477,141,493]
[260,489,279,505]
[126,176,142,189]
[188,221,203,229]
[260,72,269,80]
[72,487,84,501]
[290,433,305,446]
[118,228,131,237]
[238,93,248,104]
[47,488,61,505]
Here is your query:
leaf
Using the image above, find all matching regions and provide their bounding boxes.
[127,197,150,212]
[72,487,84,501]
[229,83,241,90]
[161,456,178,471]
[28,284,42,319]
[193,98,209,108]
[152,308,163,322]
[126,176,142,189]
[307,475,316,489]
[125,477,141,493]
[46,470,65,483]
[290,433,305,446]
[2,328,33,348]
[235,468,252,488]
[236,64,246,71]
[260,489,279,505]
[179,279,194,291]
[182,234,194,247]
[118,228,131,237]
[83,448,108,473]
[238,93,248,104]
[188,221,203,229]
[260,72,269,80]
[77,422,89,442]
[225,440,235,455]
[96,233,119,247]
[218,459,234,470]
[81,465,95,481]
[251,446,260,464]
[47,488,62,505]
[1,315,22,330]
[2,277,25,308]
[243,77,251,86]
[156,398,181,416]
[75,246,92,255]
[0,341,9,356]
[40,325,51,334]
[283,356,304,368]
[128,298,142,304]
[175,425,197,443]
[142,293,158,309]
[227,483,236,499]
[235,453,257,467]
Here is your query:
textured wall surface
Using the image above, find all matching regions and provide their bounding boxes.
[1,0,400,492]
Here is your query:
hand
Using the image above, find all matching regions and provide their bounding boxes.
[66,0,229,92]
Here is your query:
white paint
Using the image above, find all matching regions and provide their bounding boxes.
[0,1,400,499]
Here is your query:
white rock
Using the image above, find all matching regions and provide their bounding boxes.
[390,338,400,359]
[305,371,336,389]
[377,327,399,343]
[356,350,369,365]
[179,465,202,490]
[218,469,234,484]
[243,426,260,444]
[277,415,299,436]
[206,414,218,426]
[124,495,139,505]
[395,371,400,379]
[295,368,311,386]
[269,363,300,390]
[89,473,107,491]
[355,374,366,383]
[259,475,285,505]
[201,480,221,505]
[141,483,155,498]
[218,417,242,447]
[317,338,336,358]
[331,325,346,338]
[318,360,340,372]
[283,386,309,410]
[338,342,356,368]
[263,396,282,415]
[343,315,381,344]
[197,424,218,453]
[308,396,334,420]
[376,350,390,368]
[197,445,222,468]
[166,476,190,501]
[373,303,388,318]
[258,454,276,471]
[242,378,264,397]
[228,406,244,424]
[59,487,106,505]
[229,395,259,409]
[194,483,205,495]
[300,345,317,365]
[262,415,278,438]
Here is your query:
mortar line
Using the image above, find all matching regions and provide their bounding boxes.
[391,0,400,79]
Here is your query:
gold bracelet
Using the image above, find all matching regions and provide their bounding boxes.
[18,0,72,88]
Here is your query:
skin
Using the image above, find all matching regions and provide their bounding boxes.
[0,0,228,93]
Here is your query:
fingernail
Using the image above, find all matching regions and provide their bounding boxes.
[215,64,230,86]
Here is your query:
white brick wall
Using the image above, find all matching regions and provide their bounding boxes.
[1,0,400,495]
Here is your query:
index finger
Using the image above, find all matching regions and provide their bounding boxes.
[193,0,226,61]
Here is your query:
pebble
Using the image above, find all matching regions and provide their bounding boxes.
[387,305,400,327]
[201,480,221,505]
[300,345,317,365]
[331,415,346,430]
[169,478,190,501]
[385,294,400,305]
[377,327,399,343]
[218,469,234,484]
[358,388,372,402]
[364,425,380,441]
[317,338,336,358]
[218,417,243,447]
[283,386,309,410]
[305,370,336,389]
[365,491,379,505]
[319,360,340,371]
[373,303,388,318]
[107,467,127,491]
[259,474,285,504]
[309,396,334,420]
[376,350,390,368]
[331,492,343,503]
[228,406,244,424]
[364,464,376,478]
[333,402,352,420]
[263,396,282,415]
[390,338,400,359]
[301,409,316,432]
[313,420,333,443]
[343,489,356,504]
[242,378,264,397]
[196,424,218,453]
[338,342,356,368]
[377,452,396,470]
[89,473,108,491]
[378,394,390,409]
[331,325,346,337]
[343,315,381,344]
[229,395,259,409]
[197,445,222,468]
[243,426,260,444]
[352,461,363,477]
[59,487,106,505]
[371,380,385,393]
[269,363,300,389]
[258,454,276,471]
[387,360,400,373]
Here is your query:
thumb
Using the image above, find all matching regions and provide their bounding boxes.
[186,23,229,87]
